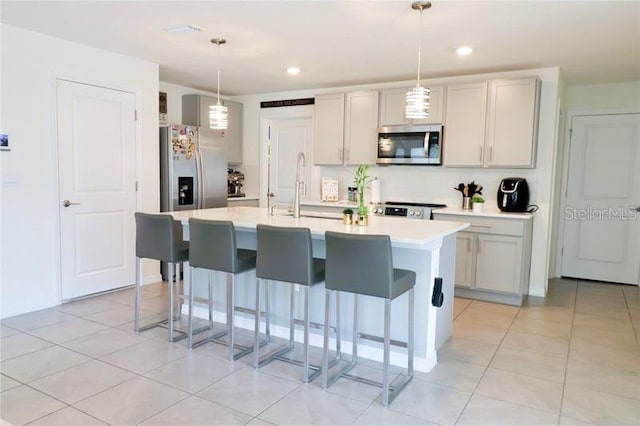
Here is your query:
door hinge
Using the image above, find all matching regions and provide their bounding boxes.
[135,181,139,192]
[561,247,564,256]
[134,110,138,121]
[568,128,573,140]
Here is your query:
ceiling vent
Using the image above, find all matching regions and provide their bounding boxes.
[163,24,204,34]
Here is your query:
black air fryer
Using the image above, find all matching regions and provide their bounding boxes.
[497,178,529,212]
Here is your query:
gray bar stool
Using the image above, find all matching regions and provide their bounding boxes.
[134,212,189,342]
[322,231,415,406]
[253,224,326,383]
[187,218,257,361]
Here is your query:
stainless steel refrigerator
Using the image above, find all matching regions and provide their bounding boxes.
[160,124,227,212]
[160,124,227,279]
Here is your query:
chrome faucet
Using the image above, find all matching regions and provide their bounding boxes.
[293,152,306,218]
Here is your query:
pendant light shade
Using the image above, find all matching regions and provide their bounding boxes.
[405,1,431,119]
[209,38,228,130]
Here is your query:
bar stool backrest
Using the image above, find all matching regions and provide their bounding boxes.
[325,231,394,299]
[135,212,181,262]
[256,225,314,285]
[188,219,238,273]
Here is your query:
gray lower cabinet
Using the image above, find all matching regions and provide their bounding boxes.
[434,212,533,305]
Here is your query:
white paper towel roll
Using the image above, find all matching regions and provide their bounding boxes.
[370,177,381,203]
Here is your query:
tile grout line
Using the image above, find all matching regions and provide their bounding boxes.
[452,299,521,425]
[555,278,578,426]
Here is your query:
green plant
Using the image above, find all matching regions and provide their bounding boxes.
[471,194,485,203]
[342,208,354,215]
[353,165,371,216]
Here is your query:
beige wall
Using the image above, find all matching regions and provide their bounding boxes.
[0,25,159,318]
[565,81,640,111]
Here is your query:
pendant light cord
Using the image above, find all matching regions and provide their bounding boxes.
[216,42,221,105]
[416,8,423,87]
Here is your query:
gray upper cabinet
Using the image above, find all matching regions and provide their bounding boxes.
[224,100,243,165]
[378,86,445,126]
[443,77,540,168]
[182,94,243,164]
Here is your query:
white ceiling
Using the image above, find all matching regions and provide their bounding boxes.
[2,1,639,96]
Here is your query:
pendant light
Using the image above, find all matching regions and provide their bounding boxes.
[209,38,228,130]
[405,1,431,119]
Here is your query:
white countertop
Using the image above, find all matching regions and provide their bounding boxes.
[300,200,360,208]
[434,206,534,220]
[228,196,259,201]
[166,207,469,248]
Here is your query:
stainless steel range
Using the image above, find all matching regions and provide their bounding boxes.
[371,201,447,220]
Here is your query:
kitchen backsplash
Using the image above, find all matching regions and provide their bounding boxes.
[314,165,539,209]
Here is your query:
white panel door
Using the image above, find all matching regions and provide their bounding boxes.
[268,117,312,208]
[562,114,640,285]
[57,80,137,300]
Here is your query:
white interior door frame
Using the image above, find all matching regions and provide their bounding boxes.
[50,76,142,303]
[258,105,314,207]
[554,107,640,281]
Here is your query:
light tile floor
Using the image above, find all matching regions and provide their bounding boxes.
[1,278,639,425]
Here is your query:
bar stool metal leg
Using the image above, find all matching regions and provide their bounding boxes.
[382,299,391,406]
[227,273,235,362]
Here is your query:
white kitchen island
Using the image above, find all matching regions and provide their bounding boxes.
[165,207,468,372]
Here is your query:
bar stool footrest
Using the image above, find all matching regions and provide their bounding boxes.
[324,359,357,388]
[190,327,229,349]
[255,343,294,368]
[373,373,413,406]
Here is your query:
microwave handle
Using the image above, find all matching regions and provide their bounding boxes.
[423,131,430,156]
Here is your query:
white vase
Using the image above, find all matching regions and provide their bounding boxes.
[472,203,484,213]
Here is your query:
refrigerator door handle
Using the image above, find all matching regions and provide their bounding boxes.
[195,150,204,209]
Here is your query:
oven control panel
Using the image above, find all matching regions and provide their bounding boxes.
[371,204,426,219]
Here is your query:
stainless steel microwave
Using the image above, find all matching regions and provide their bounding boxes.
[377,124,443,165]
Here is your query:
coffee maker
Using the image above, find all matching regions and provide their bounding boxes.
[497,178,529,212]
[227,168,245,197]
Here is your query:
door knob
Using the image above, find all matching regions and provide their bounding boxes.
[267,192,275,198]
[62,200,81,207]
[632,206,640,212]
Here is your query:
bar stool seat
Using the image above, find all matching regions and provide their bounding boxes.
[134,212,189,342]
[187,218,257,362]
[253,224,326,383]
[322,231,415,406]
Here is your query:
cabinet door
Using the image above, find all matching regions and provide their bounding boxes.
[486,78,539,168]
[313,93,345,165]
[224,100,243,164]
[443,82,488,167]
[379,88,407,126]
[412,86,445,125]
[455,232,475,288]
[379,86,445,126]
[198,95,218,128]
[345,91,378,165]
[475,234,522,294]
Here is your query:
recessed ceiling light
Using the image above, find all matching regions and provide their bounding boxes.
[456,46,473,56]
[286,67,301,75]
[163,24,204,34]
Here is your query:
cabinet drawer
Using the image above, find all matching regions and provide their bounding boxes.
[435,214,524,237]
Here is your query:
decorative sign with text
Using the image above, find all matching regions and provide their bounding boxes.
[260,98,315,109]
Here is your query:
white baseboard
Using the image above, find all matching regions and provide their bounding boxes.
[183,304,437,373]
[143,274,163,285]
